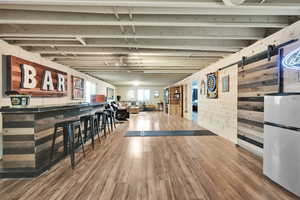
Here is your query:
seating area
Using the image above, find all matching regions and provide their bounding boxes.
[117,101,162,112]
[50,106,117,169]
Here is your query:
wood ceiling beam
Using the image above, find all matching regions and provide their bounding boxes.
[74,68,200,73]
[62,61,214,67]
[0,25,267,40]
[29,47,233,56]
[1,4,300,16]
[26,46,240,53]
[72,66,205,70]
[0,9,290,28]
[92,70,198,73]
[41,52,229,58]
[53,56,219,62]
[9,39,248,51]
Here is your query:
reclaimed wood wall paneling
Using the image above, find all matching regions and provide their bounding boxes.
[238,56,278,149]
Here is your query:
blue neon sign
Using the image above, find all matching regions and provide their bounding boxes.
[282,46,300,70]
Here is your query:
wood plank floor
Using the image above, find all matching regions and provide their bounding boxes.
[1,112,299,200]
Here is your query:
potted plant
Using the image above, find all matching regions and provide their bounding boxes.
[117,95,121,102]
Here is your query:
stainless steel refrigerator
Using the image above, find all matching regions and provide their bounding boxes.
[264,94,300,197]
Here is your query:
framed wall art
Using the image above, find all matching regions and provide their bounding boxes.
[207,72,218,99]
[222,75,230,92]
[72,76,84,99]
[200,80,206,95]
[106,87,115,101]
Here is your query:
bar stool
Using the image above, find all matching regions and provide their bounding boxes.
[105,109,116,132]
[95,111,109,137]
[50,119,85,169]
[80,114,101,149]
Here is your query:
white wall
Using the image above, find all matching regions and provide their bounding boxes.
[178,66,238,144]
[0,40,115,159]
[116,86,164,105]
[173,20,300,155]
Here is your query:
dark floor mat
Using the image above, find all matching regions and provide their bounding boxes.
[124,130,216,137]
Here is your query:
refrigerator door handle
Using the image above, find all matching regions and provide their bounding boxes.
[264,121,300,132]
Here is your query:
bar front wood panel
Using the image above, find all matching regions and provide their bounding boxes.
[0,104,105,178]
[238,56,278,149]
[2,114,36,169]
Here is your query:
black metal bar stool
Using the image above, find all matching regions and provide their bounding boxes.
[104,110,112,134]
[95,111,109,138]
[50,119,85,169]
[80,114,100,149]
[105,109,116,132]
[111,109,117,129]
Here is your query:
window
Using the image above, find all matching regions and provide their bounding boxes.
[145,89,150,101]
[127,89,135,99]
[85,81,96,103]
[153,90,160,98]
[138,89,150,101]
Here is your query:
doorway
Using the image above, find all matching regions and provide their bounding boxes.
[192,80,199,123]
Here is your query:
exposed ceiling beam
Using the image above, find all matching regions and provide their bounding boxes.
[0,37,78,41]
[89,72,191,76]
[73,68,200,73]
[0,0,300,8]
[85,70,198,73]
[0,1,243,7]
[9,39,248,51]
[60,60,214,67]
[142,70,197,74]
[0,9,290,28]
[52,56,220,62]
[33,47,233,56]
[41,50,231,59]
[1,3,300,16]
[71,66,205,70]
[0,25,267,40]
[41,52,230,58]
[26,46,240,53]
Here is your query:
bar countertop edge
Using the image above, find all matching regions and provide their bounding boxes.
[0,102,107,113]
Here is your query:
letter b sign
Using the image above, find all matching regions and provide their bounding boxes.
[21,64,37,89]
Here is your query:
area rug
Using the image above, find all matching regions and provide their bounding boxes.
[124,130,216,137]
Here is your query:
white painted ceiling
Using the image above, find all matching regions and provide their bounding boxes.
[87,72,189,86]
[0,0,299,86]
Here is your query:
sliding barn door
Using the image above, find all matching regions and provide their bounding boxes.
[238,56,279,153]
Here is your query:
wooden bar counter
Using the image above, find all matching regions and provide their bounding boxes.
[0,103,105,178]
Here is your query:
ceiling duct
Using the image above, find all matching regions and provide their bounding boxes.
[223,0,246,6]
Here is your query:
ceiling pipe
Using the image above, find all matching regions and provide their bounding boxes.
[223,0,246,6]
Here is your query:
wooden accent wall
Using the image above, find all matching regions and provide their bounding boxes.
[238,56,278,149]
[169,86,183,117]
